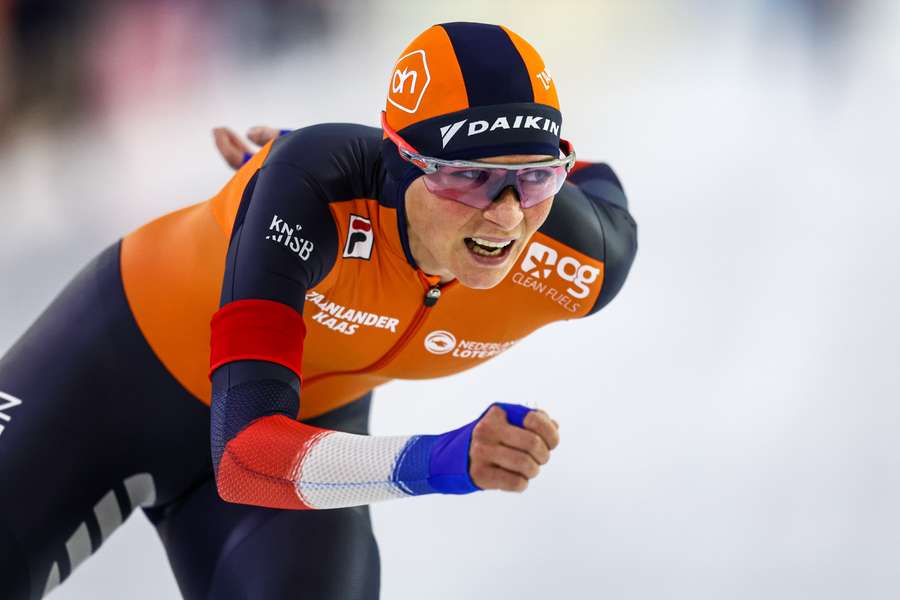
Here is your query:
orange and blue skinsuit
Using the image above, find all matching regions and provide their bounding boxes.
[0,21,638,600]
[121,123,637,509]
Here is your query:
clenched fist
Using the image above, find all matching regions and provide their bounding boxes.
[469,405,560,492]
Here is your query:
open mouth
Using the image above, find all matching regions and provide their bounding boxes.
[464,236,515,259]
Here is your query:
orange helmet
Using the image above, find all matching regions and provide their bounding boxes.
[382,22,562,163]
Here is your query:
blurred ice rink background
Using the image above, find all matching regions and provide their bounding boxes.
[2,1,899,598]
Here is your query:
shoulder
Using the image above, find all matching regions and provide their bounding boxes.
[223,125,389,295]
[539,163,638,315]
[263,123,385,200]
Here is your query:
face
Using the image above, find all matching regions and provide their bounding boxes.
[405,154,556,289]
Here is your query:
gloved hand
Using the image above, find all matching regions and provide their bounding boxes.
[469,403,560,492]
[398,402,560,496]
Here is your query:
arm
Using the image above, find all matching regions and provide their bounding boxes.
[209,126,558,509]
[209,131,336,508]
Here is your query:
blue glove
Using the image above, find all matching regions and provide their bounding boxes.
[391,402,533,496]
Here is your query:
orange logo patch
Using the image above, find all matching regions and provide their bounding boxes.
[388,50,431,114]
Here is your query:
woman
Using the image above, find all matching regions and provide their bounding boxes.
[0,22,636,599]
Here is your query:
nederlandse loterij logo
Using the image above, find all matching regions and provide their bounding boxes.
[266,214,314,261]
[518,241,601,300]
[439,114,561,149]
[424,330,456,355]
[388,50,430,114]
[424,330,517,359]
[342,215,374,260]
[0,390,23,439]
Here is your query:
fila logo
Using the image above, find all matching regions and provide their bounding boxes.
[343,215,374,260]
[536,69,553,90]
[520,241,600,299]
[387,50,431,114]
[0,390,23,439]
[439,115,561,148]
[266,214,315,260]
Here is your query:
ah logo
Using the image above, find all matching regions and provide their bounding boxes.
[0,390,23,439]
[343,215,374,260]
[520,241,601,299]
[387,50,430,114]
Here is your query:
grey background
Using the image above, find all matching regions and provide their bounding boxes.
[1,1,898,598]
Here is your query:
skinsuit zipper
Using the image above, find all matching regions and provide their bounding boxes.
[302,272,455,388]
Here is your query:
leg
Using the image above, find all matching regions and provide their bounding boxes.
[0,243,213,599]
[147,394,382,600]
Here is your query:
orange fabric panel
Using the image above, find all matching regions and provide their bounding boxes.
[316,231,604,383]
[121,201,226,404]
[297,372,391,420]
[385,25,469,132]
[208,142,275,235]
[298,197,605,412]
[122,142,276,407]
[299,199,425,378]
[501,26,560,111]
[122,178,606,421]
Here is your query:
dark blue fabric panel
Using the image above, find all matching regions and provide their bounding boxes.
[440,22,533,107]
[229,170,259,245]
[0,241,215,599]
[569,163,628,210]
[209,377,299,474]
[394,102,562,159]
[588,199,638,315]
[150,394,378,600]
[537,165,637,316]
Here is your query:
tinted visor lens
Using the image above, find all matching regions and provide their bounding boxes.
[422,165,568,209]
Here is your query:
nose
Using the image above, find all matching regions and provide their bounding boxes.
[481,187,524,231]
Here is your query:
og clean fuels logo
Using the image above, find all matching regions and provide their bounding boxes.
[513,241,602,312]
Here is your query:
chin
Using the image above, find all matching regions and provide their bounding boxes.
[460,276,504,290]
[455,264,513,289]
[452,244,525,289]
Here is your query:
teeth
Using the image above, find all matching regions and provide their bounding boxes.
[471,244,502,257]
[471,237,512,249]
[467,237,514,258]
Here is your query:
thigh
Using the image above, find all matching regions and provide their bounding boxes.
[0,243,213,600]
[149,394,381,600]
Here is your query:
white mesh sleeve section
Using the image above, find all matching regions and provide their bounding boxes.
[295,432,414,509]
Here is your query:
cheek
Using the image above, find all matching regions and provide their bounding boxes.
[413,196,478,251]
[522,199,554,233]
[442,202,480,229]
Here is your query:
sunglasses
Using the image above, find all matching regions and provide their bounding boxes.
[381,112,576,209]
